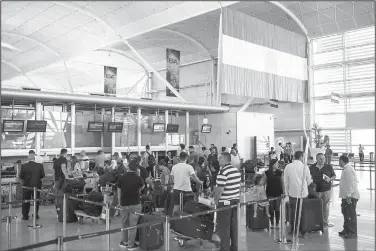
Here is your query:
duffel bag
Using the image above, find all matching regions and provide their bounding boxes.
[61,178,85,194]
[81,192,103,217]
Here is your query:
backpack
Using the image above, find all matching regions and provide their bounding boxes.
[147,152,156,167]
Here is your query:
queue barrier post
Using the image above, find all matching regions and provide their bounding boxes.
[28,187,42,230]
[105,202,110,251]
[164,216,170,251]
[8,183,13,216]
[63,194,67,237]
[57,236,64,251]
[6,216,12,249]
[367,152,374,191]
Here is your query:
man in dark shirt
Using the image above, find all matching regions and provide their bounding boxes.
[207,148,218,171]
[54,148,68,187]
[309,153,336,228]
[20,154,45,220]
[117,161,144,250]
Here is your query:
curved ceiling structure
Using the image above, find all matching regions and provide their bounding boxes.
[1,1,374,94]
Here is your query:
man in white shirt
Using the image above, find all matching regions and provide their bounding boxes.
[338,155,359,239]
[284,151,312,238]
[79,151,90,172]
[170,152,202,214]
[276,142,284,161]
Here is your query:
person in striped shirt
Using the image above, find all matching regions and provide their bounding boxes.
[213,152,241,251]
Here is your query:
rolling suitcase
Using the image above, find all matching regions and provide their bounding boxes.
[171,211,214,240]
[246,204,269,231]
[285,197,324,233]
[183,200,214,222]
[80,192,103,217]
[136,212,164,250]
[56,193,79,223]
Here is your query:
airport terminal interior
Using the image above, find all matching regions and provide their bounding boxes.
[0,1,375,251]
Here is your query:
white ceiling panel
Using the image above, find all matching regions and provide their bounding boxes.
[53,11,94,30]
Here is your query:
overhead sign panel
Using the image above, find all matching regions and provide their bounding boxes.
[269,99,279,108]
[166,49,180,97]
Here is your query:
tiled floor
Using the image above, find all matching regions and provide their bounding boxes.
[1,169,374,251]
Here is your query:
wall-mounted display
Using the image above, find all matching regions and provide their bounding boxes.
[166,124,179,133]
[26,120,47,132]
[201,124,212,133]
[87,122,104,132]
[153,123,165,132]
[108,122,123,132]
[3,120,24,132]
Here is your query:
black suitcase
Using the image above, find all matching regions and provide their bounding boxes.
[81,192,103,217]
[136,212,164,250]
[56,193,79,223]
[171,211,214,240]
[246,204,269,231]
[285,198,324,233]
[183,200,214,222]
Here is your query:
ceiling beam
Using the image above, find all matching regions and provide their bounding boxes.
[1,60,39,88]
[3,2,238,83]
[1,42,21,52]
[54,1,186,102]
[1,32,61,57]
[269,1,309,38]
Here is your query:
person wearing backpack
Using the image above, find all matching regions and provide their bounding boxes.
[142,145,156,178]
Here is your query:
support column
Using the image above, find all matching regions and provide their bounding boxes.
[211,59,217,106]
[148,72,153,98]
[165,110,169,153]
[137,108,142,155]
[307,39,315,148]
[185,111,189,147]
[71,104,76,155]
[111,106,115,155]
[35,102,42,154]
[101,108,105,149]
[216,8,223,106]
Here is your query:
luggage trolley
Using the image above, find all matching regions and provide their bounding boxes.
[75,183,113,225]
[171,192,220,248]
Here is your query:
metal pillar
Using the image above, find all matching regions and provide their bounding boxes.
[137,108,142,155]
[111,106,115,155]
[101,108,105,149]
[35,101,42,155]
[165,110,169,152]
[105,203,110,250]
[216,8,223,106]
[63,194,67,237]
[185,111,189,147]
[71,104,76,155]
[148,72,153,98]
[164,216,170,251]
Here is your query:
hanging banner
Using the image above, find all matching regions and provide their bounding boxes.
[166,49,180,97]
[104,66,117,95]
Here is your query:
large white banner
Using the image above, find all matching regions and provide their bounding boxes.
[166,49,180,97]
[104,66,117,95]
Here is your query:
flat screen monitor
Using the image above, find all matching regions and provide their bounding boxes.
[26,120,47,132]
[108,122,123,132]
[153,123,165,132]
[87,122,104,132]
[201,124,212,133]
[3,120,24,132]
[166,124,179,133]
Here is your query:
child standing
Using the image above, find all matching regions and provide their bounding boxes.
[250,174,270,218]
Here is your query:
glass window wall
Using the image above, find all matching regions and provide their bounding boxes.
[114,111,137,147]
[41,111,72,149]
[1,108,36,149]
[75,111,102,148]
[141,110,166,147]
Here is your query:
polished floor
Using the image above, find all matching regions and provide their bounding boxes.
[1,170,374,251]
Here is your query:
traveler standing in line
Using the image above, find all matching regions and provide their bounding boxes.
[188,146,199,167]
[210,144,218,155]
[284,143,294,163]
[358,144,365,162]
[265,159,283,227]
[276,142,284,161]
[338,155,359,239]
[54,149,68,192]
[94,150,105,171]
[283,151,312,238]
[117,161,145,250]
[142,145,156,178]
[29,150,44,164]
[213,152,241,251]
[309,153,336,228]
[325,145,333,165]
[79,150,90,172]
[170,152,202,214]
[201,147,210,159]
[20,153,45,220]
[207,148,218,170]
[230,148,241,169]
[210,160,220,190]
